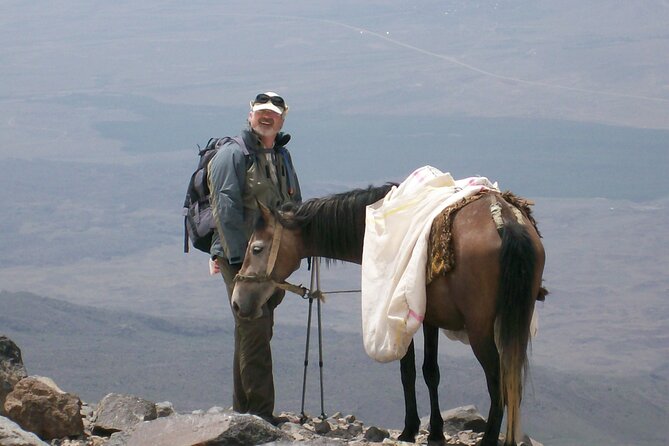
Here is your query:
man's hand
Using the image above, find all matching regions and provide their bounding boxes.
[209,257,220,275]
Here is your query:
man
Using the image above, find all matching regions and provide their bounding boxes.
[207,91,301,425]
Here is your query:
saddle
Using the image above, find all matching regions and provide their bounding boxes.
[427,190,546,302]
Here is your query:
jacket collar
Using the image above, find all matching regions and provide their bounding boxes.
[242,127,290,153]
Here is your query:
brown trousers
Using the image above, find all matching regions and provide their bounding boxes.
[217,257,284,418]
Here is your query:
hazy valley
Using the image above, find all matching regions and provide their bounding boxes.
[1,1,668,445]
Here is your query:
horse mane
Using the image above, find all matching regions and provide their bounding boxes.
[278,183,396,260]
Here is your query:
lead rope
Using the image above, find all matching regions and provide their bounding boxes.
[299,256,327,422]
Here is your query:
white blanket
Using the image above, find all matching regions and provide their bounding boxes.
[361,166,500,362]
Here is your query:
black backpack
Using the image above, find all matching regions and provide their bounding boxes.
[183,136,246,253]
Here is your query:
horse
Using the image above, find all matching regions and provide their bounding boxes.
[230,183,546,446]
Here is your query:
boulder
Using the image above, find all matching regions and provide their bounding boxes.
[433,405,487,435]
[3,376,84,440]
[0,415,50,446]
[124,411,290,446]
[92,393,157,435]
[0,336,28,416]
[363,425,390,442]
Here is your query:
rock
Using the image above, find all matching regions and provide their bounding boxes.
[123,411,290,446]
[363,425,389,442]
[155,401,174,418]
[346,423,363,437]
[80,402,95,434]
[519,433,544,446]
[92,393,157,435]
[206,405,226,414]
[280,421,320,441]
[434,405,487,435]
[0,336,28,417]
[105,430,132,446]
[314,413,365,441]
[457,429,480,444]
[269,439,347,446]
[49,437,107,446]
[3,376,84,440]
[313,418,332,435]
[0,415,49,446]
[325,426,355,440]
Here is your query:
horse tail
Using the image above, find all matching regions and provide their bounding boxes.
[496,220,536,444]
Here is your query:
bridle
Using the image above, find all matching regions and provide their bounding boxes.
[233,223,308,297]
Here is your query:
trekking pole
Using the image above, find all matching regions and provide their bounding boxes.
[314,257,326,419]
[299,281,314,424]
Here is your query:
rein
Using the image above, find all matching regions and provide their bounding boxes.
[234,272,309,297]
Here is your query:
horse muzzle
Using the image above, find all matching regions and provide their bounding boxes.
[231,282,271,320]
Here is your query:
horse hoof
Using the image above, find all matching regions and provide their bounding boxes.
[398,431,416,443]
[426,433,446,446]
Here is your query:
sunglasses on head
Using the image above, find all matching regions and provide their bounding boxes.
[254,93,286,109]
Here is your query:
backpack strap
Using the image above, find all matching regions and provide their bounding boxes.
[184,219,190,253]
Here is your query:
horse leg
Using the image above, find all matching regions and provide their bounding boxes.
[398,339,420,442]
[471,335,504,446]
[422,323,445,445]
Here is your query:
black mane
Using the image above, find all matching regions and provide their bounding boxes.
[279,183,395,260]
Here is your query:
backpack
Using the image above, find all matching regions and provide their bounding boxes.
[183,136,246,253]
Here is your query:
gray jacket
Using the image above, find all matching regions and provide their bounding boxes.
[207,127,301,264]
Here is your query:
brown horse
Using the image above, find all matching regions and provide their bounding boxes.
[231,184,546,446]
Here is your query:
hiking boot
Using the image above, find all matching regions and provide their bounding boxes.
[262,414,290,426]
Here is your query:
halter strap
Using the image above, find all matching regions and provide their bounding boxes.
[266,222,283,278]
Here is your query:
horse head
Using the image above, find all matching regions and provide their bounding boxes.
[230,203,302,319]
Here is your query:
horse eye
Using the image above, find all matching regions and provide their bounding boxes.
[252,245,263,255]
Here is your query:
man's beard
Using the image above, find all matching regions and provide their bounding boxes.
[253,123,278,138]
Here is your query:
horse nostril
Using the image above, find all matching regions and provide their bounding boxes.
[232,301,240,314]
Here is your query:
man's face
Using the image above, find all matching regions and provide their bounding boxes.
[249,109,284,139]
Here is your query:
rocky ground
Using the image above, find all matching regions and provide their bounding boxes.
[1,336,542,446]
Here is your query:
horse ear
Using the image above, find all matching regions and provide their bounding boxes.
[256,200,274,223]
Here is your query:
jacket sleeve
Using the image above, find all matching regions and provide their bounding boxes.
[207,144,248,264]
